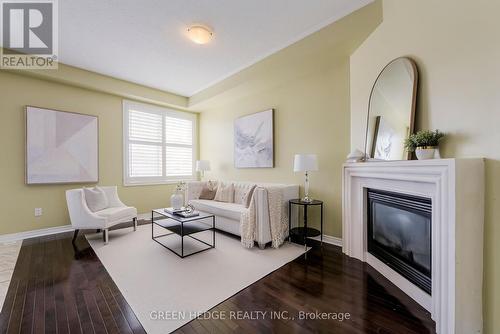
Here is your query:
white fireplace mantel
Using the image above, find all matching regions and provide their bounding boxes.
[342,158,484,334]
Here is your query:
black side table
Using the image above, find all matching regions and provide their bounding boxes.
[288,199,323,252]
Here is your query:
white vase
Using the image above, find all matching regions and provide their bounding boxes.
[170,192,184,209]
[415,147,437,160]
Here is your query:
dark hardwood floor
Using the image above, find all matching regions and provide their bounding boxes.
[176,239,435,334]
[0,223,435,333]
[0,224,146,334]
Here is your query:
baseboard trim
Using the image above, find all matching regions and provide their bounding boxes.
[0,225,74,244]
[310,234,342,247]
[137,212,152,221]
[0,213,155,244]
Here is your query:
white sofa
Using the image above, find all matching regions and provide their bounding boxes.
[186,181,299,248]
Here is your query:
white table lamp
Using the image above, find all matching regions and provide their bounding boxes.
[294,154,318,202]
[196,160,211,178]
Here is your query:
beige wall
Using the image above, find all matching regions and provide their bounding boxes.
[198,62,349,236]
[192,2,382,237]
[349,0,500,332]
[0,71,195,235]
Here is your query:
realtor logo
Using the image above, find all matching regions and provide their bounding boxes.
[1,0,58,69]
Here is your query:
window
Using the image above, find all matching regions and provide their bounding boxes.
[123,100,196,185]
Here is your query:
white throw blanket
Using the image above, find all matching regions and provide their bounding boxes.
[240,186,288,248]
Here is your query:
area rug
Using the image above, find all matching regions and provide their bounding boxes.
[0,241,22,311]
[87,224,306,333]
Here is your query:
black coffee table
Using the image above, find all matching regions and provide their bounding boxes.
[151,209,215,258]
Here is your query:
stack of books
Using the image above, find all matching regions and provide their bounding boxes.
[164,207,199,218]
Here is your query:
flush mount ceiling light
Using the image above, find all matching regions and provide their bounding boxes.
[187,25,213,44]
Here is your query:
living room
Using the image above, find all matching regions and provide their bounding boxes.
[0,0,498,333]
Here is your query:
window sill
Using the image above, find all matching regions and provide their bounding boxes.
[123,178,196,187]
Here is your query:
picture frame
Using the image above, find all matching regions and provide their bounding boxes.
[234,109,274,168]
[25,106,99,184]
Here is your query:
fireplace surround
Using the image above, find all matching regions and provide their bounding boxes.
[342,159,484,334]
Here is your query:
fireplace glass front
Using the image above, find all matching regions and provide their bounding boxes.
[367,189,432,294]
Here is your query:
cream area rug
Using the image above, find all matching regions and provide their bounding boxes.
[0,240,22,311]
[86,224,306,334]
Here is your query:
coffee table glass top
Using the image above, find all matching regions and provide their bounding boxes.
[152,209,214,223]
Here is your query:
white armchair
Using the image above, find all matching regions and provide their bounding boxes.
[66,186,137,244]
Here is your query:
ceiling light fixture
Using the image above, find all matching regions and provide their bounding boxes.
[187,25,213,45]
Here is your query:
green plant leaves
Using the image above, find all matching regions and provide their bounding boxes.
[404,130,445,152]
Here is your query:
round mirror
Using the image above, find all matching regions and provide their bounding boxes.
[364,57,418,160]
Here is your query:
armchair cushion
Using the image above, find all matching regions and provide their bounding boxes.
[95,206,137,223]
[84,186,108,212]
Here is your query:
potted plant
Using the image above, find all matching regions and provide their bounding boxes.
[404,130,446,160]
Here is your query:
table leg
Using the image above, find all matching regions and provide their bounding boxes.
[213,216,215,248]
[151,211,154,240]
[288,202,292,243]
[181,223,184,258]
[320,203,323,246]
[304,205,308,258]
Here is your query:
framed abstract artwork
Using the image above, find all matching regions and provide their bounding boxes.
[371,116,402,160]
[234,109,274,168]
[25,106,99,184]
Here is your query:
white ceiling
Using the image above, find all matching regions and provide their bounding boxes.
[59,0,372,97]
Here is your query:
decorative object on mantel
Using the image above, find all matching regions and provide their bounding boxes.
[364,57,418,161]
[25,106,99,184]
[346,149,367,163]
[195,160,211,178]
[170,181,186,210]
[293,154,318,202]
[404,129,446,160]
[234,109,274,168]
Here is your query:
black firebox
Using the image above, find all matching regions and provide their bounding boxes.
[367,189,432,294]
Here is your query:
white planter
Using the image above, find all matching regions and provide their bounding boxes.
[170,192,184,209]
[415,147,438,160]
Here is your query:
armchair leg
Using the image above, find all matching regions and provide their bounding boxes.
[103,229,109,244]
[72,229,79,245]
[133,217,137,231]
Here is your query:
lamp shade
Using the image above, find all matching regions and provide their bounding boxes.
[196,160,211,172]
[293,154,318,172]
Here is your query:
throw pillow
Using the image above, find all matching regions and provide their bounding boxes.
[243,184,257,208]
[83,186,108,212]
[214,183,234,203]
[199,186,217,200]
[207,180,218,191]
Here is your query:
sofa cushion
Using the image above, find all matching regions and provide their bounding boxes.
[199,185,217,200]
[214,183,234,203]
[190,199,246,221]
[234,183,256,206]
[243,185,256,208]
[95,206,137,222]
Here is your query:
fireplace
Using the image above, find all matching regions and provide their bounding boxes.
[343,159,484,332]
[367,189,432,294]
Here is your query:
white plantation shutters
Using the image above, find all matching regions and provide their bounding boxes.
[165,116,193,177]
[123,101,196,185]
[128,110,163,178]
